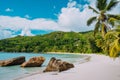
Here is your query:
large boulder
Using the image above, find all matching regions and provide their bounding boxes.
[0,56,25,66]
[21,56,45,67]
[43,57,74,72]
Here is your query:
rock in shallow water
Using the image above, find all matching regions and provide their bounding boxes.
[43,57,74,72]
[0,56,25,66]
[21,56,45,67]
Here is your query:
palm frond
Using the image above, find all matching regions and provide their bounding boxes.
[108,18,117,27]
[105,29,120,39]
[107,14,120,27]
[105,28,120,58]
[109,45,118,57]
[94,21,100,36]
[95,39,102,47]
[114,39,120,50]
[115,20,120,28]
[88,6,99,14]
[96,0,107,10]
[109,39,120,58]
[106,0,119,11]
[105,31,115,39]
[110,29,120,32]
[116,25,120,29]
[107,14,120,20]
[87,16,97,26]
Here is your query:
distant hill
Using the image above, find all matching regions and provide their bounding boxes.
[0,31,101,53]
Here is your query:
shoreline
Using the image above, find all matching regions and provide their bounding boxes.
[0,51,101,54]
[18,54,120,80]
[15,54,91,80]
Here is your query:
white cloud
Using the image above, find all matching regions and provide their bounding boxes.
[0,16,62,38]
[0,27,13,39]
[5,8,14,12]
[67,1,76,8]
[21,27,34,36]
[57,1,96,32]
[0,16,29,31]
[0,16,32,37]
[0,0,119,39]
[30,19,58,30]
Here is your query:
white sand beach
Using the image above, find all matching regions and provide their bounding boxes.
[19,54,120,80]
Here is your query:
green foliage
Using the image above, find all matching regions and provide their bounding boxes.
[105,0,119,11]
[96,37,109,54]
[88,6,99,14]
[0,31,101,53]
[87,0,120,58]
[96,20,120,57]
[97,0,107,10]
[108,15,120,27]
[87,0,120,37]
[87,16,97,26]
[104,20,120,57]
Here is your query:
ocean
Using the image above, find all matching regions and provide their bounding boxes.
[0,52,84,80]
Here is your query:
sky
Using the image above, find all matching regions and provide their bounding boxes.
[0,0,120,39]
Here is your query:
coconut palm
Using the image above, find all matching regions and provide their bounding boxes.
[104,20,120,57]
[87,0,120,37]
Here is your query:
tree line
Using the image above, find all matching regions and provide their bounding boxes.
[0,31,101,53]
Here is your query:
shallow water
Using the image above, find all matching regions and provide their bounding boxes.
[0,52,83,80]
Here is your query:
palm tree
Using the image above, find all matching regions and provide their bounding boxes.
[95,20,120,57]
[104,20,120,57]
[87,0,120,37]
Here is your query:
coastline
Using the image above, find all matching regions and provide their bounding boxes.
[18,54,120,80]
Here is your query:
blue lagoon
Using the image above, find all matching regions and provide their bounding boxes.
[0,52,84,80]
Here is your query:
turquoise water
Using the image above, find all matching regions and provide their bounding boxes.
[0,52,83,80]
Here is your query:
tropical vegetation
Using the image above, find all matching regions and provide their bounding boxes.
[0,31,101,53]
[87,0,120,37]
[105,20,120,57]
[87,0,120,57]
[0,0,119,57]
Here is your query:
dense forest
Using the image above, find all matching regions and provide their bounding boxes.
[0,31,102,53]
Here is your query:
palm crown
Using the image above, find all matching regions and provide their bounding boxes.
[87,0,120,37]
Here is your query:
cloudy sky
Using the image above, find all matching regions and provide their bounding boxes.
[0,0,120,39]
